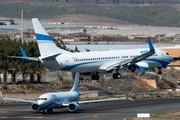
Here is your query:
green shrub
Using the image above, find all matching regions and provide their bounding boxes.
[26,83,37,90]
[62,80,73,84]
[131,95,137,99]
[19,85,25,90]
[2,85,7,90]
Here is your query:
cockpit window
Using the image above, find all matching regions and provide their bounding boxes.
[38,98,47,100]
[166,53,169,55]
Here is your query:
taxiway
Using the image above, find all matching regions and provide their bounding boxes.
[0,97,180,120]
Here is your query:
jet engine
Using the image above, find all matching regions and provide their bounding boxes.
[129,62,149,73]
[68,102,79,112]
[31,103,40,112]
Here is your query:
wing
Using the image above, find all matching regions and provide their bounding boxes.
[62,89,134,106]
[0,91,37,104]
[78,97,130,104]
[8,46,39,61]
[78,89,134,104]
[79,90,105,95]
[100,38,155,72]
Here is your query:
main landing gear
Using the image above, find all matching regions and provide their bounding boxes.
[42,108,53,114]
[47,108,53,113]
[91,72,99,80]
[113,73,121,79]
[113,68,121,79]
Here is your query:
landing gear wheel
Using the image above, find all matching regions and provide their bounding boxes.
[42,109,45,114]
[117,73,121,79]
[47,108,53,114]
[95,75,99,80]
[91,72,100,80]
[113,73,121,79]
[113,73,117,79]
[158,71,162,75]
[91,75,96,80]
[157,67,162,75]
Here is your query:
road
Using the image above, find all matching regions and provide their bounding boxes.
[0,97,180,120]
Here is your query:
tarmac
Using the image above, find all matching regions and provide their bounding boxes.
[0,97,180,120]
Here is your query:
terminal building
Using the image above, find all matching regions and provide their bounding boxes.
[161,47,180,67]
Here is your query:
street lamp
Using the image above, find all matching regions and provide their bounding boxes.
[19,10,26,43]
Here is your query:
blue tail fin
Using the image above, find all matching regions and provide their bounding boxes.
[148,37,155,52]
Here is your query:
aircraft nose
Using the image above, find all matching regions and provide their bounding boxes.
[38,100,45,106]
[170,56,174,62]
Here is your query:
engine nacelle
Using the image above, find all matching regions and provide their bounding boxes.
[129,62,149,73]
[68,102,79,112]
[31,103,40,112]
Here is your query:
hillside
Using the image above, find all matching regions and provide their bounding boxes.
[0,2,180,26]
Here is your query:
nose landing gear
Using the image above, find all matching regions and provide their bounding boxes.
[157,67,162,75]
[112,67,121,79]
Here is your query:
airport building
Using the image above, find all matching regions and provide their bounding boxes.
[161,48,180,67]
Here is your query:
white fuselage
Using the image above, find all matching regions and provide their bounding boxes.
[39,48,173,73]
[38,91,79,109]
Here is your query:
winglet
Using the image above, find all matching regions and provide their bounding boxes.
[0,91,4,99]
[126,89,134,101]
[19,46,28,57]
[148,37,155,52]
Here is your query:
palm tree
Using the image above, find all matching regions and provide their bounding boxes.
[20,63,28,84]
[0,61,11,84]
[34,63,46,83]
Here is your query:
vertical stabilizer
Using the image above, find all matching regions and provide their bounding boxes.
[70,73,79,92]
[32,18,69,57]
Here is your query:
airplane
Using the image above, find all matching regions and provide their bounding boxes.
[0,73,134,114]
[9,18,173,80]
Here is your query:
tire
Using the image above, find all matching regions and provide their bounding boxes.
[113,73,117,79]
[91,75,96,80]
[95,75,99,80]
[158,71,162,75]
[47,108,53,113]
[117,73,121,79]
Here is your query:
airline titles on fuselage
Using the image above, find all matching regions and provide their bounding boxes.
[73,53,158,62]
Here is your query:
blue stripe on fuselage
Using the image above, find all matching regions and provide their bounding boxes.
[144,59,169,68]
[42,102,55,110]
[35,33,53,41]
[61,58,170,71]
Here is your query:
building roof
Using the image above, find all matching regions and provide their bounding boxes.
[161,48,180,58]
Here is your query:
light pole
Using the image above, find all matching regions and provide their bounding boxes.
[19,10,26,43]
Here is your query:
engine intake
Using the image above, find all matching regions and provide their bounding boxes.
[31,103,40,112]
[129,65,136,72]
[68,102,79,112]
[129,62,149,73]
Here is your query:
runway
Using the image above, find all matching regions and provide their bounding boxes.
[0,97,180,120]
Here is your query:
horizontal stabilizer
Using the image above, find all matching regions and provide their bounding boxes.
[19,46,28,57]
[8,56,39,61]
[8,46,39,61]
